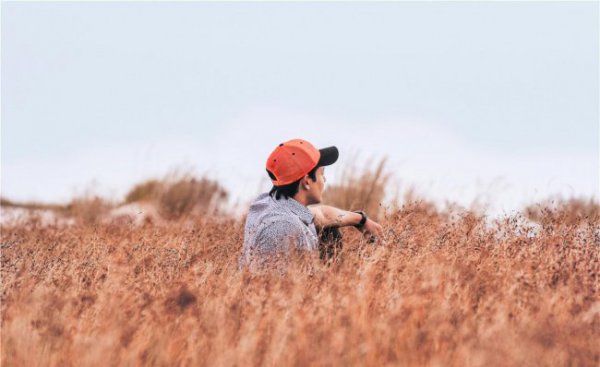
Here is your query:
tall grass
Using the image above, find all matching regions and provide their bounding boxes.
[525,196,600,227]
[0,172,230,224]
[2,200,598,366]
[65,195,115,225]
[1,165,598,366]
[124,173,229,220]
[323,157,391,220]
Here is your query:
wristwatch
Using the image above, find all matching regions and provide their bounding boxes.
[353,211,367,229]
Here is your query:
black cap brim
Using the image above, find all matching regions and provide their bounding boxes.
[318,146,339,167]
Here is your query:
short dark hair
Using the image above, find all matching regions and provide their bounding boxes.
[267,165,319,200]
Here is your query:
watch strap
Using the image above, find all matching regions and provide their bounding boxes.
[353,211,367,228]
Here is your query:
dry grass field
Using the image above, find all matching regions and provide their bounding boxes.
[1,168,599,366]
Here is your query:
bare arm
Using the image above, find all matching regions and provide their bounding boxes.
[308,205,363,229]
[309,205,384,240]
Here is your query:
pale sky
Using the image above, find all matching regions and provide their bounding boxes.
[2,1,599,214]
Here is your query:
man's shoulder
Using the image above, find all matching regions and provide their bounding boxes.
[244,193,307,246]
[251,192,271,204]
[245,203,302,237]
[247,194,298,223]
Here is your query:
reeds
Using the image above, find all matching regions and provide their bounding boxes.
[124,173,229,220]
[1,165,598,366]
[323,157,391,220]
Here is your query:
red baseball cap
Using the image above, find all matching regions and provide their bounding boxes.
[266,139,339,186]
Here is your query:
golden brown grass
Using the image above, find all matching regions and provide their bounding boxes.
[525,196,600,227]
[124,173,229,220]
[1,195,598,366]
[64,195,115,226]
[2,172,229,225]
[323,157,391,220]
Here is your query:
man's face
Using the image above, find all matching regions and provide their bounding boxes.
[306,166,326,205]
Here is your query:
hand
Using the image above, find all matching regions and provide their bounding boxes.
[359,218,384,242]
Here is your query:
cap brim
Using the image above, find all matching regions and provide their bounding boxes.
[318,146,339,167]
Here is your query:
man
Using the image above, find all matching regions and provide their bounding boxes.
[240,138,383,268]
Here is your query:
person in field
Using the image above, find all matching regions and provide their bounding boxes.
[240,138,383,268]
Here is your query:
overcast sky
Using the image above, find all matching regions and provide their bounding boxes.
[2,1,598,214]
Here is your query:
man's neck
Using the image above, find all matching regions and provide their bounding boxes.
[292,193,310,207]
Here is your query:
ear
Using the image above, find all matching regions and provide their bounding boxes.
[300,175,310,189]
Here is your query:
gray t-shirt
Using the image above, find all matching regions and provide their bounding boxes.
[240,193,318,268]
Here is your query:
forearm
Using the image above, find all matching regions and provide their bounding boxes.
[309,205,362,229]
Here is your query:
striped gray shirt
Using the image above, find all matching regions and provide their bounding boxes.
[240,193,318,268]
